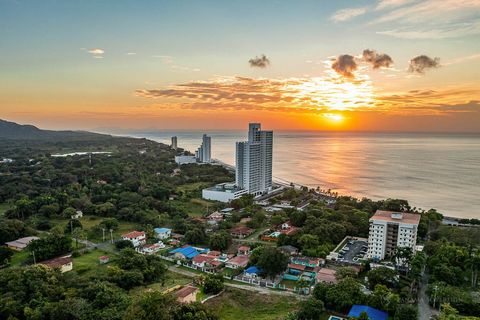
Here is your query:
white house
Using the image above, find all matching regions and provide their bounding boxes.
[141,242,165,255]
[154,227,172,240]
[71,210,83,219]
[121,231,146,247]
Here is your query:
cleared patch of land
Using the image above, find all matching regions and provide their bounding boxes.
[205,287,300,320]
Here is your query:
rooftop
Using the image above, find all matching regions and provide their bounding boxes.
[175,286,199,298]
[370,210,421,225]
[170,246,199,259]
[228,255,249,266]
[348,305,388,320]
[205,182,244,193]
[40,256,72,268]
[122,230,145,238]
[5,236,39,249]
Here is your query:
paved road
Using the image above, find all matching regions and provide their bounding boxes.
[167,265,302,298]
[418,271,438,320]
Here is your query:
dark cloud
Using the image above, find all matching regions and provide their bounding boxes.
[331,55,357,78]
[362,49,393,69]
[408,55,440,73]
[249,55,270,68]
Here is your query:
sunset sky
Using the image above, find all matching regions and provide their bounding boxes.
[1,0,479,132]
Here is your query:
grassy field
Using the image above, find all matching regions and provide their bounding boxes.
[9,250,31,266]
[50,215,141,243]
[169,198,214,217]
[205,288,301,320]
[71,248,114,278]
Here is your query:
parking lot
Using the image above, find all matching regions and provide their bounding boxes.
[337,239,368,264]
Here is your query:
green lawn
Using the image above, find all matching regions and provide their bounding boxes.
[72,249,112,276]
[50,216,141,243]
[9,250,31,266]
[205,288,301,320]
[169,198,213,217]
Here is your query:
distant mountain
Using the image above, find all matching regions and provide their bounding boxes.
[0,119,108,140]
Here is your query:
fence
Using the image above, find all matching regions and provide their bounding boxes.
[159,254,310,295]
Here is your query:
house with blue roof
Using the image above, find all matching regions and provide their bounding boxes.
[170,246,199,260]
[245,266,262,278]
[347,305,388,320]
[154,227,172,240]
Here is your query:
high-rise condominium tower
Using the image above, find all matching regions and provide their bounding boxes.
[171,136,178,150]
[196,134,211,163]
[235,123,273,195]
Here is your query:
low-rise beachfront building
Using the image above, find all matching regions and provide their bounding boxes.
[141,242,165,255]
[367,210,421,261]
[192,254,214,269]
[175,286,199,304]
[230,226,254,239]
[245,266,262,278]
[347,305,388,320]
[206,212,224,225]
[170,246,200,260]
[237,245,251,256]
[225,255,249,269]
[121,231,146,247]
[40,256,73,273]
[5,236,39,251]
[202,182,248,203]
[278,245,299,256]
[316,268,338,284]
[154,227,172,239]
[99,255,110,264]
[291,256,324,268]
[175,155,197,165]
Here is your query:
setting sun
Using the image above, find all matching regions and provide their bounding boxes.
[323,113,345,122]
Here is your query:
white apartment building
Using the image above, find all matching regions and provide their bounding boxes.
[235,123,273,195]
[175,155,197,165]
[367,210,421,261]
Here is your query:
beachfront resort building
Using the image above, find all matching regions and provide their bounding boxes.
[235,123,273,195]
[202,182,248,202]
[367,210,421,260]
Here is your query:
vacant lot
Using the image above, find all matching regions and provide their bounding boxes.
[205,288,300,320]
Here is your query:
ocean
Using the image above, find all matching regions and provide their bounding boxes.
[120,130,480,219]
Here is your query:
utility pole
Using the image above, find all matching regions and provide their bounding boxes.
[102,228,105,242]
[32,251,36,265]
[110,229,114,244]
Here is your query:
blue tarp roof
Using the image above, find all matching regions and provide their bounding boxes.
[348,305,388,320]
[245,266,262,274]
[154,227,171,233]
[169,246,199,259]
